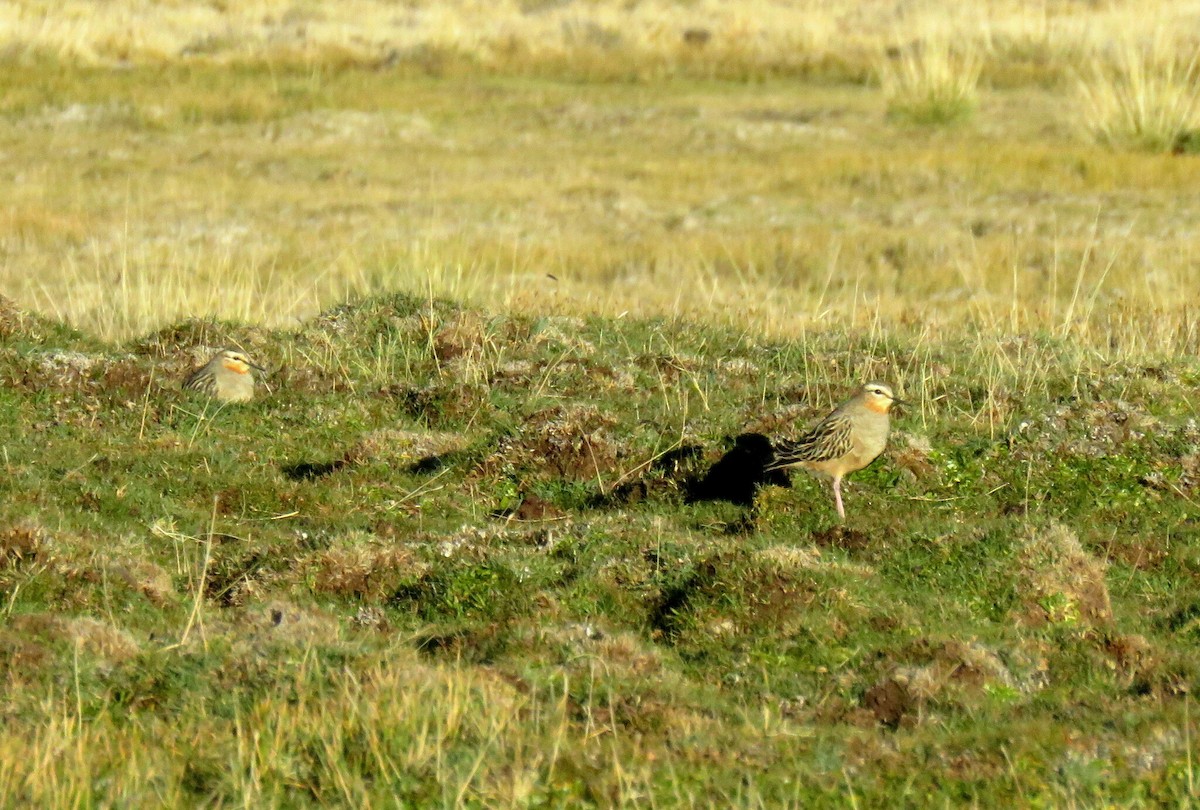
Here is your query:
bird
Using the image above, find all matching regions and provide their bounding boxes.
[766,382,904,520]
[182,349,265,403]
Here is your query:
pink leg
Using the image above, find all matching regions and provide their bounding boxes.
[832,477,845,520]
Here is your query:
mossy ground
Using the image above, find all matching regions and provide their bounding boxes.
[2,291,1198,805]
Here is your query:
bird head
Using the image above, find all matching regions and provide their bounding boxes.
[860,382,904,414]
[219,349,264,375]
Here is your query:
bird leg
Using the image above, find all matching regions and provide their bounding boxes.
[832,477,846,520]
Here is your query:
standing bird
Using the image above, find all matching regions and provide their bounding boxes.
[182,349,265,403]
[767,382,904,520]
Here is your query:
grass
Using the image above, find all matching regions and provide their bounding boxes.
[0,1,1195,86]
[1078,36,1200,152]
[2,61,1200,350]
[1,291,1199,805]
[2,3,1200,804]
[879,39,982,125]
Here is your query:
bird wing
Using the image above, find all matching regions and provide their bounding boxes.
[768,412,854,469]
[182,363,214,392]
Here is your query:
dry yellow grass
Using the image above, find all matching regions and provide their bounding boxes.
[4,10,1200,805]
[0,2,1199,354]
[1078,35,1200,150]
[3,0,1199,77]
[878,38,982,123]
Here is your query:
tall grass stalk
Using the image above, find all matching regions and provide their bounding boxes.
[878,38,983,125]
[1078,37,1200,152]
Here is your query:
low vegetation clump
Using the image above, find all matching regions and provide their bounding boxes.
[1078,37,1200,152]
[878,39,982,125]
[1,291,1199,805]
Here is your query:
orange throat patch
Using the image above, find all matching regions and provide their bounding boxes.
[222,361,249,375]
[864,399,890,415]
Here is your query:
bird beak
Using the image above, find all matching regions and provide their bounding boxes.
[250,362,267,374]
[891,396,908,407]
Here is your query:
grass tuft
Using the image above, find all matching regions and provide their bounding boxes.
[1078,37,1200,152]
[879,38,982,125]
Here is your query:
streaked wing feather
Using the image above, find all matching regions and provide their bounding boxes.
[183,365,216,393]
[769,413,854,468]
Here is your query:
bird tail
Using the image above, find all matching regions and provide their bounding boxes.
[764,439,803,471]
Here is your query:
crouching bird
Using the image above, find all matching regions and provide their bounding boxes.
[183,349,265,403]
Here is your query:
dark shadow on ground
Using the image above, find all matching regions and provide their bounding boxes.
[281,459,350,481]
[407,454,447,474]
[593,444,706,507]
[683,432,789,507]
[405,449,478,476]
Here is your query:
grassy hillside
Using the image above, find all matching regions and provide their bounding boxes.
[1,291,1198,805]
[3,2,1200,804]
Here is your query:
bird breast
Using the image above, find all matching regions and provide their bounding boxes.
[851,411,890,463]
[215,372,255,402]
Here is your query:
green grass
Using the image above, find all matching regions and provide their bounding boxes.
[1,290,1198,805]
[3,15,1200,803]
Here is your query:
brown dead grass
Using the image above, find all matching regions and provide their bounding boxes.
[9,614,140,663]
[393,383,494,429]
[0,521,49,569]
[233,599,344,649]
[892,432,936,482]
[1,0,1193,87]
[485,403,623,481]
[107,560,176,608]
[428,310,500,379]
[0,295,28,340]
[309,534,426,602]
[343,428,469,467]
[0,629,51,681]
[1016,522,1112,628]
[865,638,1020,727]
